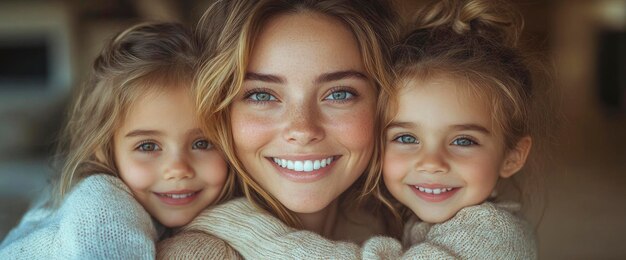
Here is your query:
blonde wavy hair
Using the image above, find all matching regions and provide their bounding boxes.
[52,22,237,206]
[377,0,553,221]
[194,0,400,230]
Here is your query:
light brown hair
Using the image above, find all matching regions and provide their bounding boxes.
[379,0,552,220]
[52,22,236,206]
[194,0,400,230]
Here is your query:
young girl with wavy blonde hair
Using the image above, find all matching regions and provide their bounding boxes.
[0,22,237,259]
[172,0,544,258]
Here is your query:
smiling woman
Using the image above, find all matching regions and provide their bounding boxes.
[229,12,378,231]
[156,0,400,258]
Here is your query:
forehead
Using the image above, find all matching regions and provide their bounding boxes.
[247,12,364,78]
[395,76,494,128]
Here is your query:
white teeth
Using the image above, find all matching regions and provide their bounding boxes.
[414,186,454,194]
[294,161,304,171]
[160,192,194,199]
[272,156,334,172]
[303,160,313,171]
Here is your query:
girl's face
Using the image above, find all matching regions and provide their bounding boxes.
[384,76,520,223]
[230,13,376,215]
[114,87,228,228]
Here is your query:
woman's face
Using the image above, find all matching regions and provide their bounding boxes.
[230,12,376,214]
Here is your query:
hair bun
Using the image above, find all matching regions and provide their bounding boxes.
[412,0,523,47]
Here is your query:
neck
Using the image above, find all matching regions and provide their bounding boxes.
[296,199,339,238]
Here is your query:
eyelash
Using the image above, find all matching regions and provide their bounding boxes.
[192,139,213,150]
[324,86,358,103]
[450,136,480,146]
[243,88,278,104]
[392,134,419,144]
[136,140,161,152]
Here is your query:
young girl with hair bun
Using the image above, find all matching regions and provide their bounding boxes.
[0,22,238,259]
[179,0,542,258]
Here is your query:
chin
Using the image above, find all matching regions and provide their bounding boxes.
[281,195,333,214]
[413,209,456,224]
[158,215,192,228]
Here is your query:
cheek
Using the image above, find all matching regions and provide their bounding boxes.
[458,153,502,192]
[230,105,276,155]
[383,149,411,184]
[116,156,157,191]
[196,152,229,186]
[327,105,375,152]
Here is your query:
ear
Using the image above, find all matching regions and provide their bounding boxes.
[499,136,532,178]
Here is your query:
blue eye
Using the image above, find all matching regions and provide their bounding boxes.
[138,142,160,152]
[451,137,477,146]
[248,92,277,102]
[192,139,212,150]
[393,135,418,144]
[325,90,355,101]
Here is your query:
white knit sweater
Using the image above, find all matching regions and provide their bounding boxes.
[163,198,537,259]
[0,174,157,259]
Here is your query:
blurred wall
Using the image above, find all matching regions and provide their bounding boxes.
[1,0,625,258]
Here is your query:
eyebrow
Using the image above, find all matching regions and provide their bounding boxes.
[244,72,284,84]
[244,70,368,85]
[315,70,368,84]
[387,121,416,129]
[125,130,162,138]
[451,124,491,135]
[125,128,205,138]
[386,122,491,135]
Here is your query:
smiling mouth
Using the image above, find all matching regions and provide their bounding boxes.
[270,156,335,172]
[414,186,456,195]
[155,191,200,199]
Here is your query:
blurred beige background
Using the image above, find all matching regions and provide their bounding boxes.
[0,0,624,258]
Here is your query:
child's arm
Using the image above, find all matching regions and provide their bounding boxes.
[157,230,242,259]
[169,198,404,259]
[0,174,157,259]
[401,202,537,259]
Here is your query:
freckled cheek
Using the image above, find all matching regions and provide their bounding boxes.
[327,108,375,152]
[230,108,277,153]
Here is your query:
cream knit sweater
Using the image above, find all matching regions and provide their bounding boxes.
[162,197,537,259]
[0,174,157,259]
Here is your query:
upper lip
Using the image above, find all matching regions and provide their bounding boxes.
[411,183,458,189]
[267,155,338,160]
[154,189,200,195]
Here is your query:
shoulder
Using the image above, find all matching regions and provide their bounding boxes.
[158,231,241,259]
[428,201,537,259]
[0,174,156,259]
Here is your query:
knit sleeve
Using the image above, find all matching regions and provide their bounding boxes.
[157,230,241,259]
[401,202,537,259]
[0,174,157,259]
[173,198,404,259]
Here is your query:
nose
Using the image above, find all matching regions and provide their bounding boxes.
[163,153,195,180]
[415,147,449,174]
[282,103,325,145]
